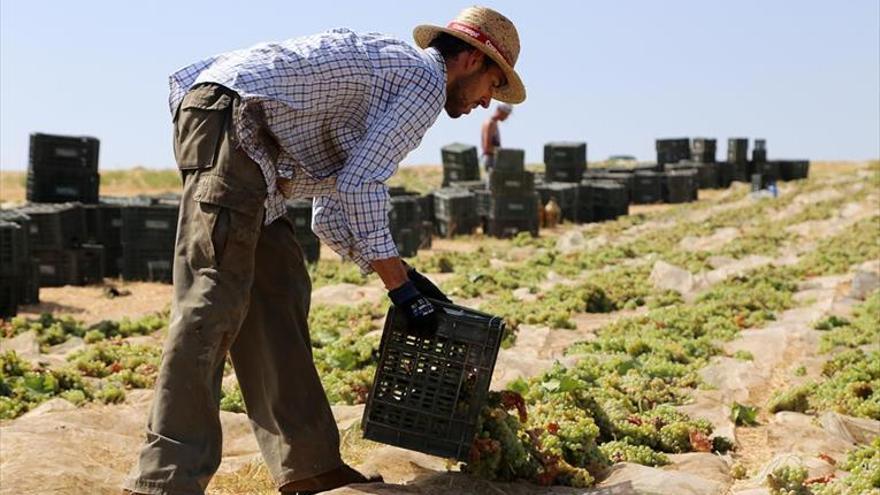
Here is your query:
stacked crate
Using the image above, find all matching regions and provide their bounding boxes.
[27,133,100,204]
[285,199,321,263]
[752,139,768,165]
[84,202,125,277]
[727,138,751,182]
[441,143,480,186]
[0,210,39,307]
[544,142,586,182]
[536,182,579,223]
[433,188,479,238]
[0,221,25,316]
[121,200,179,282]
[587,181,629,221]
[483,148,539,237]
[416,193,435,249]
[16,203,102,287]
[776,160,811,181]
[388,195,422,257]
[631,171,664,204]
[656,138,691,166]
[690,138,717,163]
[664,171,698,203]
[584,169,634,203]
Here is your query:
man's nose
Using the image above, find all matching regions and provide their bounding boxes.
[479,96,490,108]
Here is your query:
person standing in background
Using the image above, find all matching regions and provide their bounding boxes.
[480,102,512,172]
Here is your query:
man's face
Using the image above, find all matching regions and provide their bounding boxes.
[445,51,506,118]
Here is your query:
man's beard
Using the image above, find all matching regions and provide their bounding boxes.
[444,75,474,118]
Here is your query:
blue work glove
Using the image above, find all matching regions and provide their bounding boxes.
[388,281,439,337]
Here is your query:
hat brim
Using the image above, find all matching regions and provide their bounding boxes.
[413,24,526,104]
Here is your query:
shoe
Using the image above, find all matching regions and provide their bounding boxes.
[278,464,383,494]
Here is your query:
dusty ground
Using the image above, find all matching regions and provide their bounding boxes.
[0,161,876,495]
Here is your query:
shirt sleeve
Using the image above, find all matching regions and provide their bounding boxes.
[311,195,373,273]
[328,70,445,270]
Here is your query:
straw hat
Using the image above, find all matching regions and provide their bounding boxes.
[413,6,526,104]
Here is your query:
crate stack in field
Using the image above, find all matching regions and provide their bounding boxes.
[655,138,691,167]
[433,187,479,238]
[544,142,586,183]
[118,198,179,283]
[579,170,630,222]
[28,133,100,204]
[440,143,480,186]
[480,148,539,237]
[0,211,40,317]
[661,162,699,203]
[12,203,103,287]
[690,138,721,189]
[387,192,423,257]
[285,199,321,263]
[721,138,751,185]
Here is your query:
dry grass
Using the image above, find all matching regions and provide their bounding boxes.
[2,161,872,206]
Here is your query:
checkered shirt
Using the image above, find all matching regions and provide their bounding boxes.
[168,29,447,272]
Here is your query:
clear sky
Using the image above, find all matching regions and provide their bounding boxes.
[1,1,878,171]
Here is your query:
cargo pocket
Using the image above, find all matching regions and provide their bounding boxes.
[174,85,234,170]
[193,174,265,272]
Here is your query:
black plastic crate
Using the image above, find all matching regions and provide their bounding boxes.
[656,138,691,165]
[27,167,99,204]
[441,144,480,185]
[545,163,585,183]
[751,173,777,192]
[436,217,480,238]
[362,301,505,461]
[433,188,478,222]
[33,249,78,287]
[487,193,539,221]
[485,217,538,238]
[536,182,579,222]
[475,190,490,219]
[664,171,697,203]
[0,221,26,276]
[121,247,173,282]
[417,194,434,223]
[582,170,633,202]
[392,226,420,258]
[690,138,717,163]
[78,244,105,285]
[121,203,179,252]
[543,142,587,166]
[0,279,18,318]
[632,171,664,204]
[17,203,87,250]
[587,181,629,221]
[18,263,40,304]
[389,196,422,227]
[696,163,721,189]
[777,160,810,181]
[575,183,594,223]
[755,160,780,182]
[727,138,749,164]
[29,133,100,171]
[752,149,767,164]
[447,180,486,193]
[494,148,525,173]
[83,203,123,245]
[488,170,534,197]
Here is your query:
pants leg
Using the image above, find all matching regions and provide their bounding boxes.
[124,84,267,495]
[230,217,343,489]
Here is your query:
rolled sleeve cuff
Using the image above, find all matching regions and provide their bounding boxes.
[354,227,399,262]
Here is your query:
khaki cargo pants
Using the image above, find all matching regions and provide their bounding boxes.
[124,84,342,495]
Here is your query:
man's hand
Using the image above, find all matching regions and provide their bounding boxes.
[388,281,438,337]
[403,262,451,303]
